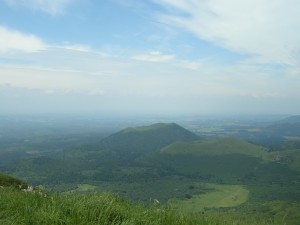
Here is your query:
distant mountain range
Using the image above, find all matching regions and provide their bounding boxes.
[276,115,300,124]
[232,115,300,147]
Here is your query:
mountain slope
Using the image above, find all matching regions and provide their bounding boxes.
[0,172,28,189]
[101,123,199,153]
[14,123,200,184]
[276,115,300,124]
[230,115,300,147]
[261,115,300,139]
[160,138,268,158]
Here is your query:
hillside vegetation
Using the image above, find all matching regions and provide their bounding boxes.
[0,172,28,189]
[122,123,174,133]
[101,122,199,152]
[266,149,300,172]
[0,185,281,225]
[3,121,300,224]
[160,138,268,158]
[0,172,273,225]
[0,173,291,225]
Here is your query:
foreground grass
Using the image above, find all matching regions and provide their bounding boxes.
[0,187,282,225]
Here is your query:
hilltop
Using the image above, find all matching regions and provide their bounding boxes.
[101,122,199,152]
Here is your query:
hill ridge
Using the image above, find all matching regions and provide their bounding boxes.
[121,122,176,133]
[101,122,199,152]
[160,137,268,158]
[277,115,300,124]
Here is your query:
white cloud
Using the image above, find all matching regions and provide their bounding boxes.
[133,51,175,62]
[0,26,46,53]
[4,0,72,15]
[0,64,106,94]
[1,50,297,99]
[0,23,299,114]
[1,46,300,114]
[58,44,92,52]
[155,0,300,67]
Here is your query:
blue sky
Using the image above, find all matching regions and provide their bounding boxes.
[0,0,300,115]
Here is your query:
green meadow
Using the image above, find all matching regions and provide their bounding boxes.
[169,183,249,212]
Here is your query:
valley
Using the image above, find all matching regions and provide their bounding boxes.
[1,115,300,224]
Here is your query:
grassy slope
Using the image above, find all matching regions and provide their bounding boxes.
[169,183,249,212]
[0,172,28,189]
[0,187,280,225]
[160,137,300,174]
[265,149,300,172]
[160,138,268,158]
[0,172,291,225]
[266,201,300,225]
[289,151,300,172]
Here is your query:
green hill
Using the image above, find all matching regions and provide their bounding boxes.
[101,123,199,152]
[277,115,300,124]
[266,149,300,172]
[234,115,300,147]
[160,138,268,159]
[13,123,199,185]
[260,115,300,142]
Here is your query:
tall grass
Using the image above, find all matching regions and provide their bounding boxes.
[0,187,280,225]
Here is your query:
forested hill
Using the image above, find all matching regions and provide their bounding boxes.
[242,115,300,147]
[100,123,199,152]
[12,123,200,185]
[276,115,300,123]
[265,116,300,137]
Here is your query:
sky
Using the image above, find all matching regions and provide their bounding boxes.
[0,0,300,115]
